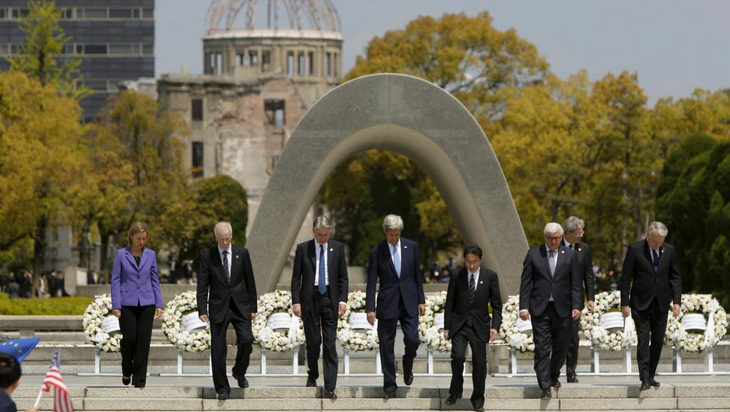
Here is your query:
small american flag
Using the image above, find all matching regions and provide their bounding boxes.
[42,350,75,412]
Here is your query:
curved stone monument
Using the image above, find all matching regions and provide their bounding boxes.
[247,73,528,297]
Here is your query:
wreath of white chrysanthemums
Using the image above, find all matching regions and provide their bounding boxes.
[581,291,636,351]
[666,294,728,353]
[418,291,451,353]
[499,296,534,353]
[83,294,121,352]
[253,290,305,352]
[337,291,379,351]
[161,291,211,352]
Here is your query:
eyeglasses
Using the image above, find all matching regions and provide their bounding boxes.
[465,260,481,266]
[545,236,562,241]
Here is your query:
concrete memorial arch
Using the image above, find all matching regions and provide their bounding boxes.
[246,73,528,298]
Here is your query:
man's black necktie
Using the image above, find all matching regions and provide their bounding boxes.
[467,273,476,327]
[318,245,326,295]
[652,249,659,273]
[222,250,230,282]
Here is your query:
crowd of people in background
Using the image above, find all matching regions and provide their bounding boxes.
[0,268,72,299]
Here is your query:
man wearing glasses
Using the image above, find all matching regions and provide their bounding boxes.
[519,222,583,400]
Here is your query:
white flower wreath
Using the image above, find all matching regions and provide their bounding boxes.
[581,291,636,351]
[82,294,121,353]
[161,291,211,352]
[418,291,451,352]
[253,290,305,352]
[499,296,534,353]
[337,291,379,351]
[666,294,728,353]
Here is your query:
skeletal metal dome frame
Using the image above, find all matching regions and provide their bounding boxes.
[206,0,341,33]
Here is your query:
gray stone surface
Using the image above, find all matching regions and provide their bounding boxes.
[203,398,323,410]
[321,398,439,410]
[85,387,204,398]
[247,73,528,297]
[677,398,730,410]
[674,384,730,398]
[559,398,678,410]
[553,385,674,398]
[83,398,203,410]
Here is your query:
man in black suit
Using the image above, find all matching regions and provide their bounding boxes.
[197,222,258,400]
[291,216,348,399]
[366,214,425,399]
[519,222,582,400]
[444,245,502,412]
[562,216,595,383]
[620,221,681,390]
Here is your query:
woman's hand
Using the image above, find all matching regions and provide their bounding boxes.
[113,309,121,318]
[154,307,163,319]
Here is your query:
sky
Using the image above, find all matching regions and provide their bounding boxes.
[156,0,729,105]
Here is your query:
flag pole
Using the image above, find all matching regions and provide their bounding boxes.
[33,386,43,408]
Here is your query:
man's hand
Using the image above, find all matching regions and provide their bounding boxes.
[367,311,376,326]
[586,300,595,312]
[621,305,631,318]
[673,304,681,318]
[199,314,208,323]
[251,312,257,320]
[154,307,163,319]
[113,309,121,318]
[292,304,302,318]
[519,310,530,321]
[338,303,346,318]
[489,328,498,342]
[444,331,450,341]
[571,309,581,320]
[418,304,426,317]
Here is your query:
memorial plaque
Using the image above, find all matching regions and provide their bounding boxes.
[516,318,532,333]
[349,312,372,330]
[434,313,445,330]
[182,312,207,331]
[682,313,707,332]
[267,312,292,330]
[600,311,624,330]
[101,316,120,334]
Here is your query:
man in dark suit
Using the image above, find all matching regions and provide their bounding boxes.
[291,216,348,399]
[197,221,258,400]
[620,221,681,390]
[444,245,502,412]
[366,214,425,399]
[519,222,582,400]
[562,216,595,383]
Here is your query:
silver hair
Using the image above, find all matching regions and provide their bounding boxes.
[214,221,233,237]
[563,216,585,233]
[647,221,668,237]
[382,214,404,233]
[312,216,332,230]
[544,222,564,237]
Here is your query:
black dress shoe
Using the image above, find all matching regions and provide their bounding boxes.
[567,376,579,383]
[217,389,230,400]
[541,389,552,400]
[551,379,561,388]
[640,380,651,391]
[383,391,397,399]
[322,390,337,400]
[232,371,249,388]
[445,393,461,405]
[648,378,660,387]
[472,400,484,412]
[404,373,414,386]
[306,377,316,387]
[122,376,131,386]
[133,381,145,389]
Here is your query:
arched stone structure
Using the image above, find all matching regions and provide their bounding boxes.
[246,73,528,298]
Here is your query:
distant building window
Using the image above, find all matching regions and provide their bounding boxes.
[109,8,131,18]
[326,52,332,77]
[191,99,204,121]
[85,79,108,91]
[237,53,244,66]
[215,53,222,75]
[286,51,294,76]
[308,52,314,75]
[264,100,285,127]
[192,142,204,178]
[8,44,18,55]
[85,44,108,55]
[298,52,305,76]
[84,8,107,18]
[142,44,153,55]
[142,8,154,18]
[262,50,271,72]
[249,50,258,66]
[0,9,6,19]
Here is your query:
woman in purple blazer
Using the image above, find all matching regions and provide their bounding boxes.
[111,222,163,388]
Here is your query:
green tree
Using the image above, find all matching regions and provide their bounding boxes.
[656,134,730,307]
[6,0,90,100]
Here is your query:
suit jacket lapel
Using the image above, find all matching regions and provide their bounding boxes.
[124,249,138,272]
[211,248,226,283]
[381,242,398,279]
[540,245,553,279]
[327,244,334,280]
[229,246,240,283]
[309,240,317,275]
[138,249,150,272]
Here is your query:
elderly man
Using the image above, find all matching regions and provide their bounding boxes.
[620,222,681,390]
[291,216,348,399]
[562,216,595,383]
[519,222,582,400]
[197,222,258,400]
[366,214,425,399]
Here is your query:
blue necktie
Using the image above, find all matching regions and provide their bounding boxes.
[467,273,476,327]
[652,249,659,273]
[318,245,326,295]
[393,244,401,278]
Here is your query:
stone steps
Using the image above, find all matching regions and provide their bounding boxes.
[9,385,730,411]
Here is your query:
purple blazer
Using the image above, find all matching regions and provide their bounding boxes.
[111,247,163,310]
